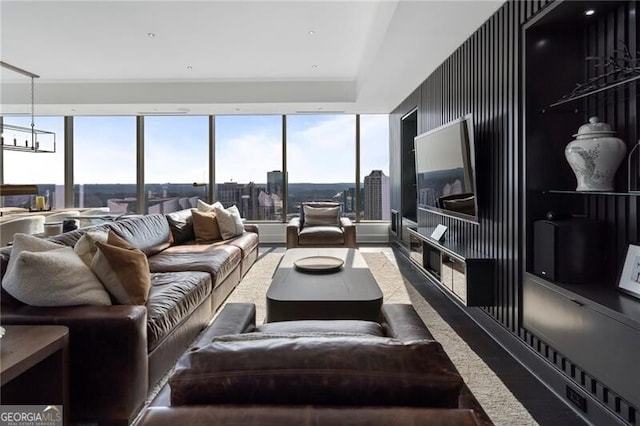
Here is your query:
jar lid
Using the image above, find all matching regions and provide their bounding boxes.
[573,116,616,138]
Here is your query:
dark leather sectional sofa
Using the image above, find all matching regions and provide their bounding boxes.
[138,303,494,426]
[0,211,259,425]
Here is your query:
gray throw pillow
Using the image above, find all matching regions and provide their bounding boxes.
[303,205,340,226]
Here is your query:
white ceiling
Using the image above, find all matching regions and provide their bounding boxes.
[0,0,504,116]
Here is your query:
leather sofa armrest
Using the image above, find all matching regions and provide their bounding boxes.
[1,304,148,423]
[243,223,259,235]
[339,217,356,248]
[286,218,301,249]
[382,304,435,342]
[193,303,256,344]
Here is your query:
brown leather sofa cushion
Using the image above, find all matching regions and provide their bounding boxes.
[170,335,463,407]
[165,209,195,244]
[146,271,212,351]
[148,245,241,288]
[225,232,259,258]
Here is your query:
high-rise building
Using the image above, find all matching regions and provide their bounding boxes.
[364,170,390,220]
[240,182,259,220]
[216,182,239,207]
[267,171,283,196]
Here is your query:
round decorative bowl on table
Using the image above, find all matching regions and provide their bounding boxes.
[293,256,344,273]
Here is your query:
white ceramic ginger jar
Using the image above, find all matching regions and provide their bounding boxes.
[565,116,627,191]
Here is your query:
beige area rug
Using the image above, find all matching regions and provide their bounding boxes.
[224,249,539,426]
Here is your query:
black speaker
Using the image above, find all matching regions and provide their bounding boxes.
[533,218,604,284]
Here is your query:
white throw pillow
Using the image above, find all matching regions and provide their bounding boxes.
[213,205,244,240]
[197,199,224,213]
[4,233,64,278]
[74,229,109,268]
[303,205,340,226]
[2,247,112,307]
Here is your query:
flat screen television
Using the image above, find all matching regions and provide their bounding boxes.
[414,114,478,223]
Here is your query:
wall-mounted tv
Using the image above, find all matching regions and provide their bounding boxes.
[414,114,478,223]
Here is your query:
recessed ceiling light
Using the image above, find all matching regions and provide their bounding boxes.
[308,30,315,36]
[147,32,156,37]
[584,9,595,16]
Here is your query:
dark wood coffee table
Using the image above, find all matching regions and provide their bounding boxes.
[266,248,383,322]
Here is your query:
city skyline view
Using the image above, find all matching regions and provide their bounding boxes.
[3,114,388,185]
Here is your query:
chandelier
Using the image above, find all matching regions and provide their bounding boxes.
[1,61,56,153]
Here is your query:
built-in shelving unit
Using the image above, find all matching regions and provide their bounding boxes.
[523,0,640,420]
[406,227,493,307]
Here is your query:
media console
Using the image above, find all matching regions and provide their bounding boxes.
[407,227,493,307]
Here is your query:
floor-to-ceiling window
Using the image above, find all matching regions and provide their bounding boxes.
[2,113,390,224]
[285,115,356,220]
[215,115,283,221]
[2,116,65,208]
[360,114,390,220]
[73,117,136,212]
[144,116,209,214]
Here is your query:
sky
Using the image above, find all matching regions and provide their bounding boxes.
[2,114,389,185]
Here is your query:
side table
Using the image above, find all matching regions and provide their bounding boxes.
[0,325,69,424]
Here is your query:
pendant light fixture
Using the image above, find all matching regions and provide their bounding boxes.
[1,61,56,153]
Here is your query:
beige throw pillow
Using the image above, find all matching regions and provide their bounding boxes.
[191,209,222,242]
[74,229,109,267]
[2,245,112,307]
[91,232,151,305]
[303,205,340,226]
[213,205,244,240]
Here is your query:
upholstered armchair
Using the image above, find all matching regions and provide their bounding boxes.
[286,202,356,249]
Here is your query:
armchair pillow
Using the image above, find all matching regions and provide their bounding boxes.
[303,205,340,227]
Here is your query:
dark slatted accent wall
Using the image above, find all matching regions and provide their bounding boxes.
[390,0,553,332]
[391,0,640,421]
